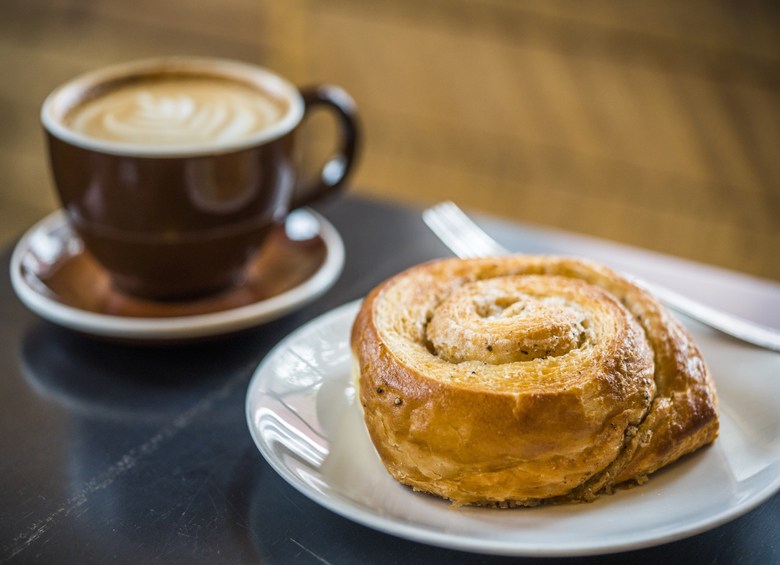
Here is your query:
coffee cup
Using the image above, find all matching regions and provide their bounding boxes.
[41,57,359,300]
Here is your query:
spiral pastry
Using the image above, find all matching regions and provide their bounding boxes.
[351,256,719,507]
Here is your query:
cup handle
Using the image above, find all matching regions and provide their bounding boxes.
[291,85,360,209]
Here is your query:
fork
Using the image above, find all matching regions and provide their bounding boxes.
[423,201,780,352]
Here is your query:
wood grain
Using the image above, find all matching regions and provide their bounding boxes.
[1,0,778,279]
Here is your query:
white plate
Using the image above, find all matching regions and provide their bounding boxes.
[246,300,780,557]
[10,209,344,341]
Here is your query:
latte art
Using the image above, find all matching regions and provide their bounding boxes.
[65,77,285,147]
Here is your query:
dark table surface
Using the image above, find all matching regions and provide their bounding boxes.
[1,195,778,564]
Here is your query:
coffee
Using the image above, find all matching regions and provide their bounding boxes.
[42,58,304,158]
[64,75,286,149]
[42,57,359,300]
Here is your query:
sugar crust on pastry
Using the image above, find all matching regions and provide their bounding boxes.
[350,256,719,507]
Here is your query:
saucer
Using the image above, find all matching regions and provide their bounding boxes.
[10,208,344,342]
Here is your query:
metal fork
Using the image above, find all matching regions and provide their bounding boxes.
[423,201,780,352]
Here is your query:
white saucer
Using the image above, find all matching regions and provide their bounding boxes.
[246,301,780,557]
[10,209,344,342]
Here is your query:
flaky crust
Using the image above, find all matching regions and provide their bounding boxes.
[351,256,718,507]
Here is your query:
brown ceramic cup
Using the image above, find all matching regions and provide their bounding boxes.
[41,57,358,300]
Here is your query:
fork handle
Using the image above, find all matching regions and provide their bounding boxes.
[423,203,780,352]
[637,279,780,352]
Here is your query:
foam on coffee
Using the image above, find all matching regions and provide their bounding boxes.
[65,76,283,147]
[42,58,304,157]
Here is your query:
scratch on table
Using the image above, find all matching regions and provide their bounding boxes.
[289,538,332,565]
[279,486,307,514]
[1,373,244,562]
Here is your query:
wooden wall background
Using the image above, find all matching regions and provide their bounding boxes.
[2,0,779,280]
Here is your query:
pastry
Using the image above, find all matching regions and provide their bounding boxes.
[350,256,719,507]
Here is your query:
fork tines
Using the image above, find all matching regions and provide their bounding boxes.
[422,201,509,259]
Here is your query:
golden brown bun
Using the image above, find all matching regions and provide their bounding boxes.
[351,256,719,507]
